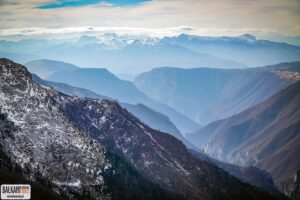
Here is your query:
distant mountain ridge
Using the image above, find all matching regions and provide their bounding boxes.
[134,62,300,125]
[32,73,108,100]
[161,34,300,67]
[48,67,147,104]
[26,59,80,79]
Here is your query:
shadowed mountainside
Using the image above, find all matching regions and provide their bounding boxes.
[187,81,300,196]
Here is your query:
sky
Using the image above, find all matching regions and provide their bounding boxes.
[0,0,300,40]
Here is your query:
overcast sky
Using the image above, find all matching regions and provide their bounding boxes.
[0,0,300,39]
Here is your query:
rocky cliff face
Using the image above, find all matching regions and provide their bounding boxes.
[0,58,110,199]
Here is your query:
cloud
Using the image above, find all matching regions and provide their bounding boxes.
[0,26,192,37]
[0,26,280,39]
[0,0,299,37]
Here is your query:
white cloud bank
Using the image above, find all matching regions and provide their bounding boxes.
[0,0,299,38]
[0,26,279,38]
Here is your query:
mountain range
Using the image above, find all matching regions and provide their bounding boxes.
[134,62,300,125]
[31,69,293,196]
[25,59,300,198]
[1,33,300,75]
[187,80,300,196]
[0,58,283,200]
[26,59,200,134]
[0,35,245,75]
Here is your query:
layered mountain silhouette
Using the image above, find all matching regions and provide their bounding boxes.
[26,59,200,134]
[134,62,300,125]
[2,34,300,75]
[187,81,300,196]
[0,58,283,199]
[1,35,246,75]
